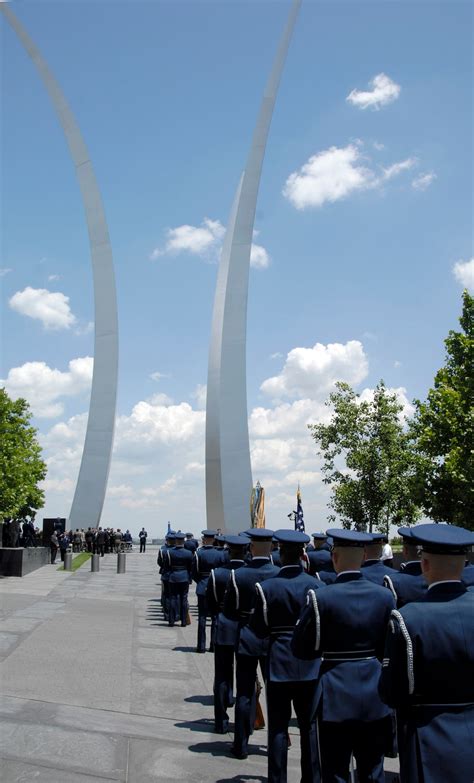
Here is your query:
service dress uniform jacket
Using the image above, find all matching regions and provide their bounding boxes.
[383,571,427,608]
[292,572,395,783]
[192,545,225,652]
[380,581,474,783]
[361,558,399,585]
[462,563,474,586]
[167,546,193,627]
[206,559,246,732]
[158,543,172,619]
[251,565,325,783]
[223,557,280,758]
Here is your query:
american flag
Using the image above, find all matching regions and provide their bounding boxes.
[295,486,305,532]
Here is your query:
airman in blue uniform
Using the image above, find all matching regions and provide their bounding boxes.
[184,532,199,554]
[292,529,395,783]
[380,523,474,783]
[383,527,427,608]
[206,535,248,733]
[167,532,193,627]
[158,530,175,620]
[251,530,325,783]
[192,530,225,652]
[270,537,281,567]
[361,532,398,585]
[306,532,334,575]
[223,528,279,759]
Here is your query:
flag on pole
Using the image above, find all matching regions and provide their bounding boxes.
[250,481,266,528]
[295,485,305,532]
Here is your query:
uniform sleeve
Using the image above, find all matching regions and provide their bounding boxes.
[206,570,219,615]
[379,610,414,708]
[191,552,199,583]
[223,570,239,621]
[250,583,269,639]
[291,589,322,661]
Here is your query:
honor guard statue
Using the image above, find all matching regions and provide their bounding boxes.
[223,528,279,759]
[380,523,474,783]
[206,535,248,733]
[251,529,325,783]
[192,530,225,652]
[292,529,396,783]
[167,532,193,627]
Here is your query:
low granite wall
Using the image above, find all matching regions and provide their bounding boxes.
[0,547,49,577]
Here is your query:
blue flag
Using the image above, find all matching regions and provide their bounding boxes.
[295,486,305,532]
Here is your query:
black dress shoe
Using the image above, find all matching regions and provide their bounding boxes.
[195,648,205,653]
[229,746,248,760]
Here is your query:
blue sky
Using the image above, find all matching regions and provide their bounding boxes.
[1,1,472,536]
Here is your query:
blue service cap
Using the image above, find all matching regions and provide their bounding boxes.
[369,533,388,543]
[311,532,328,540]
[174,532,185,541]
[201,529,217,537]
[326,529,372,547]
[274,529,310,545]
[166,530,176,538]
[185,532,194,537]
[407,523,474,555]
[225,535,250,547]
[247,528,275,542]
[215,534,225,543]
[238,531,251,539]
[398,526,415,542]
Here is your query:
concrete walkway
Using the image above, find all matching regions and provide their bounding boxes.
[0,549,399,782]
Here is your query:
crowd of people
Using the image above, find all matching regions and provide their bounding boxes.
[157,524,474,783]
[49,526,134,563]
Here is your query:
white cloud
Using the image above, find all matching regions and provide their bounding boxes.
[270,352,283,360]
[151,218,270,269]
[74,321,94,336]
[283,144,375,209]
[394,360,402,368]
[150,218,225,260]
[373,142,385,151]
[1,357,93,418]
[250,243,270,269]
[191,383,207,410]
[346,73,401,110]
[412,172,437,191]
[48,274,60,281]
[9,286,76,330]
[150,371,170,382]
[383,158,417,181]
[283,143,416,210]
[261,340,369,401]
[359,386,414,421]
[453,258,474,290]
[0,268,12,277]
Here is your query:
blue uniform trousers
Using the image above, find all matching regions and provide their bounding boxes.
[213,644,235,733]
[267,680,319,783]
[233,653,266,756]
[197,594,216,652]
[161,581,170,619]
[169,582,189,627]
[318,717,388,783]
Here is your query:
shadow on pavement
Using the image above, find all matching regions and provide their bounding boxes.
[215,777,266,783]
[188,741,235,757]
[185,694,214,706]
[175,718,217,733]
[173,645,198,653]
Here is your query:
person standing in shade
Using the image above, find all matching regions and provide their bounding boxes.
[167,532,193,626]
[206,535,248,733]
[380,523,474,783]
[223,528,279,760]
[139,527,147,553]
[292,529,395,783]
[251,530,325,783]
[50,531,59,564]
[192,530,225,653]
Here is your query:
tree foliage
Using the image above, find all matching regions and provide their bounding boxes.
[411,290,474,529]
[309,381,421,533]
[0,389,47,520]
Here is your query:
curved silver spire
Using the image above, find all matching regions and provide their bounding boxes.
[2,5,119,528]
[205,1,301,532]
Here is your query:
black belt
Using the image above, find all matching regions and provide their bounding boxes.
[323,649,376,661]
[172,566,188,571]
[412,698,474,707]
[199,572,211,578]
[271,625,296,634]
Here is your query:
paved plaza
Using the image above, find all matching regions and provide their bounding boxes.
[0,548,399,782]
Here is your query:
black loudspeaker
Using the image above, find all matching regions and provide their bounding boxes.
[42,518,66,548]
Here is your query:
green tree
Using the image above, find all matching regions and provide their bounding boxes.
[0,389,47,519]
[411,290,474,529]
[309,381,421,532]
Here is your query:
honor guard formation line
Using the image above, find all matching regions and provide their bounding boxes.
[156,523,474,783]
